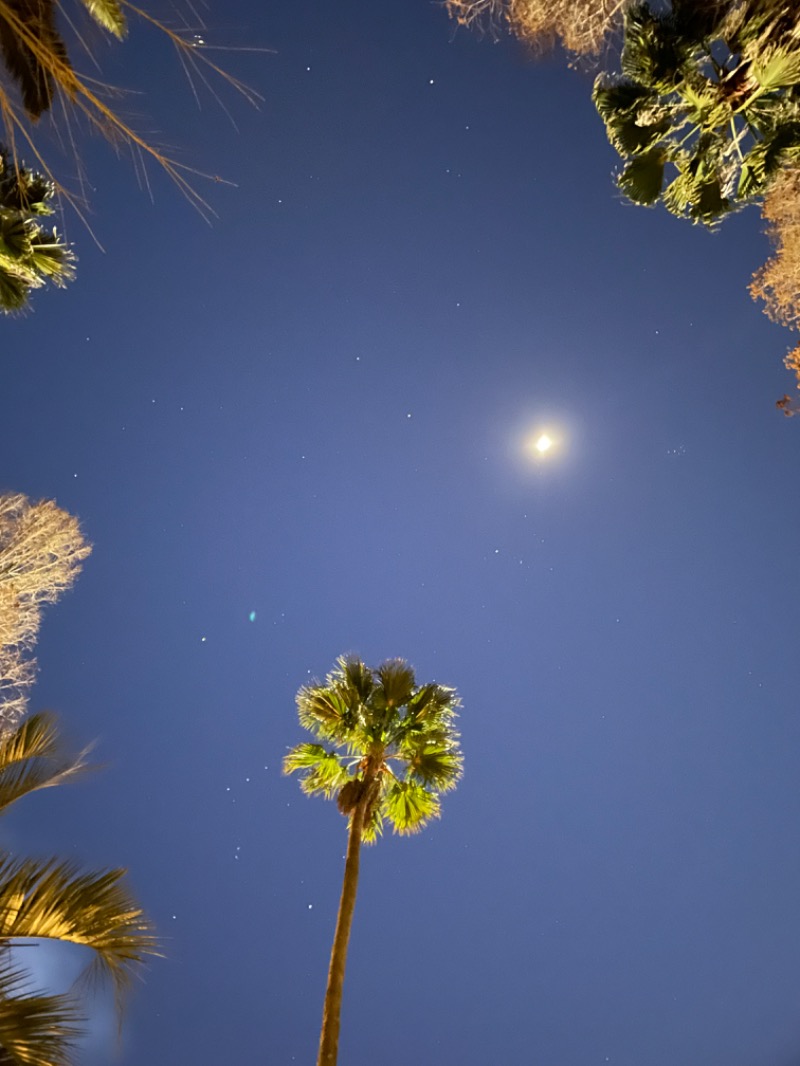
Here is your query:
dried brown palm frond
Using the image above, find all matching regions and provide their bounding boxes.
[445,0,633,56]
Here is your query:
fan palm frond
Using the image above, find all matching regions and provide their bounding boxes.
[283,743,350,798]
[384,780,441,835]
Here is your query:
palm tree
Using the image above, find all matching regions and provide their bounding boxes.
[284,655,463,1066]
[593,0,800,226]
[0,146,74,312]
[0,710,158,1066]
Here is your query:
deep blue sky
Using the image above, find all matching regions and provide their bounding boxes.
[2,2,800,1064]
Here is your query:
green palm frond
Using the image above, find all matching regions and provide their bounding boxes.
[752,47,800,92]
[295,686,350,741]
[283,743,351,797]
[374,659,416,708]
[0,950,83,1066]
[621,4,689,92]
[0,854,159,1015]
[401,743,463,792]
[0,214,31,259]
[384,781,440,835]
[325,654,375,707]
[24,233,75,285]
[360,798,385,843]
[77,0,126,38]
[0,263,30,311]
[663,160,731,223]
[617,148,667,204]
[593,78,670,155]
[0,713,92,815]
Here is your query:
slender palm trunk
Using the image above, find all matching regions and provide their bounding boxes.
[316,794,367,1066]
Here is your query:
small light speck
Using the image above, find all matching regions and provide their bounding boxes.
[308,904,313,909]
[249,610,257,622]
[429,78,434,84]
[201,636,207,642]
[406,413,412,419]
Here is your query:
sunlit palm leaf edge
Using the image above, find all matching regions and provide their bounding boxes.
[284,655,463,843]
[0,712,93,814]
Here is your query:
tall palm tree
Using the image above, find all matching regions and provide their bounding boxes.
[0,710,158,1066]
[0,146,74,312]
[593,0,800,226]
[284,655,463,1066]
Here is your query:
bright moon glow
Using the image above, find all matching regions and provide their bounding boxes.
[535,434,553,453]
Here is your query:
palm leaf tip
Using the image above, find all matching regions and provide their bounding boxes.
[77,0,126,37]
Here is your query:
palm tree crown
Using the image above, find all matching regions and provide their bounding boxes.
[594,0,800,226]
[284,655,463,841]
[0,147,74,312]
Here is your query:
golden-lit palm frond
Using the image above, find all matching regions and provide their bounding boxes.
[0,949,83,1066]
[0,712,92,814]
[0,854,160,1015]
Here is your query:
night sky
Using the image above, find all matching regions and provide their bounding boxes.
[2,2,800,1064]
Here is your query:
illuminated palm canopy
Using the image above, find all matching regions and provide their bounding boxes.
[285,655,463,841]
[594,0,800,227]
